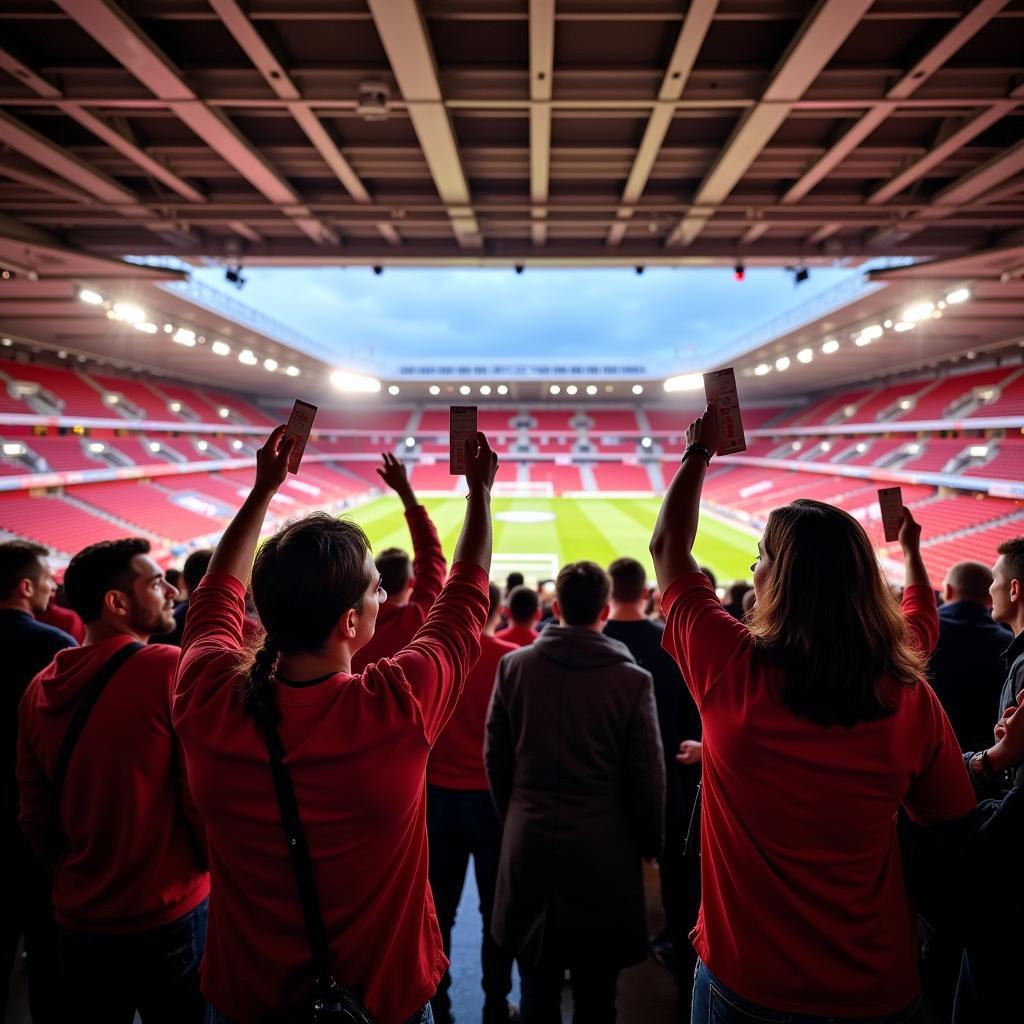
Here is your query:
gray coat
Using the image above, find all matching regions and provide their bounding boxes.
[484,624,665,968]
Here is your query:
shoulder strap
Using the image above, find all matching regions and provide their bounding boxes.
[52,642,144,810]
[263,721,336,989]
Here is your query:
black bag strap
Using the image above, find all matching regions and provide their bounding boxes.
[52,642,144,810]
[264,721,337,991]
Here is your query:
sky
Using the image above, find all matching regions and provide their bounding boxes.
[190,264,858,375]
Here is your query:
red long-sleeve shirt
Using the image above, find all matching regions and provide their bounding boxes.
[173,563,489,1024]
[494,623,538,648]
[428,633,517,790]
[17,637,210,932]
[351,505,446,673]
[661,573,975,1016]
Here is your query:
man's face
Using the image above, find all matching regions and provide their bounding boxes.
[990,555,1018,625]
[125,555,178,636]
[351,551,386,651]
[26,556,58,616]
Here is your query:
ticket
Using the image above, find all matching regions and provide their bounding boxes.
[284,399,317,474]
[703,368,747,455]
[450,405,478,474]
[878,486,904,542]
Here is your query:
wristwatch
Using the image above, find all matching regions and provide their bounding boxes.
[683,442,713,466]
[970,749,1013,784]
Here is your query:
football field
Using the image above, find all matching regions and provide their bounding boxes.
[342,495,757,585]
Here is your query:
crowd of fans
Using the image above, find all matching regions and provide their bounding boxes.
[2,412,1024,1024]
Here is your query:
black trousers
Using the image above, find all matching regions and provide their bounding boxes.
[427,785,514,1024]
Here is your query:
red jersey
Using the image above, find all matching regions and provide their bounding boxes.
[495,623,538,647]
[428,633,517,790]
[173,564,489,1024]
[661,572,975,1017]
[17,636,210,932]
[38,603,86,644]
[351,505,446,673]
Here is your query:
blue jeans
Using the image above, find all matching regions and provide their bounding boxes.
[691,961,925,1024]
[426,785,514,1023]
[58,898,209,1023]
[211,1003,433,1023]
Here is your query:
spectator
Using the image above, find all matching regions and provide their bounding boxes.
[722,580,751,620]
[504,572,524,597]
[603,557,701,1004]
[150,548,213,646]
[172,427,497,1023]
[486,561,664,1024]
[536,579,556,627]
[740,588,756,620]
[699,566,717,592]
[427,582,518,1024]
[37,582,86,643]
[649,405,975,1022]
[165,567,184,603]
[928,561,1010,753]
[351,452,446,672]
[0,541,75,1023]
[17,538,209,1022]
[496,585,540,647]
[989,537,1024,786]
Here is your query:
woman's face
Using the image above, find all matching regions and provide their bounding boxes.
[751,537,771,600]
[351,549,387,652]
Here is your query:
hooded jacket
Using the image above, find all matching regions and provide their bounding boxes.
[17,635,209,932]
[485,624,665,967]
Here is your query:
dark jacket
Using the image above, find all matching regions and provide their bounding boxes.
[997,630,1024,787]
[928,601,1012,753]
[485,624,665,968]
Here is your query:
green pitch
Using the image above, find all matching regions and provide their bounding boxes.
[342,496,757,585]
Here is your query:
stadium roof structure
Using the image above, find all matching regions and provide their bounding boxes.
[0,0,1022,269]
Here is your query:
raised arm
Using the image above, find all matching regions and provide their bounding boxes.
[650,405,721,594]
[899,506,929,591]
[453,432,498,576]
[207,424,295,586]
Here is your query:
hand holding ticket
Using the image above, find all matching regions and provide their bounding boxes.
[450,405,478,474]
[703,368,747,455]
[877,486,904,543]
[284,399,317,474]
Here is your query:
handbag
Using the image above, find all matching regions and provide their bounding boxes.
[263,720,375,1024]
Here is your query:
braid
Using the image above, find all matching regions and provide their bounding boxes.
[240,636,280,724]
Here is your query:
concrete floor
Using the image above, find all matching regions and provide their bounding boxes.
[4,864,680,1024]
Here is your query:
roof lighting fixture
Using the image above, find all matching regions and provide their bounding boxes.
[902,301,934,323]
[79,288,104,305]
[641,437,653,449]
[605,385,614,393]
[428,385,441,396]
[387,384,400,395]
[549,385,561,395]
[797,348,813,364]
[586,384,598,395]
[566,385,578,396]
[479,385,492,396]
[405,437,416,448]
[946,287,970,305]
[969,445,989,458]
[632,384,644,395]
[149,442,161,453]
[2,442,26,457]
[497,384,509,395]
[285,365,300,377]
[135,322,158,334]
[264,358,279,372]
[460,384,472,396]
[775,356,790,372]
[893,321,915,332]
[664,374,703,392]
[1,338,11,348]
[238,350,258,366]
[111,302,146,325]
[211,341,231,356]
[172,328,196,347]
[822,339,840,354]
[164,323,174,334]
[754,363,771,376]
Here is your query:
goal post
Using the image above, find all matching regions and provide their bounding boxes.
[490,552,560,586]
[490,480,554,499]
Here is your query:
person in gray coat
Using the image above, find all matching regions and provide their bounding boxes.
[485,561,665,1024]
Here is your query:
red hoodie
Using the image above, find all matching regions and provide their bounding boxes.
[17,636,210,933]
[351,505,446,673]
[173,563,489,1024]
[38,603,86,644]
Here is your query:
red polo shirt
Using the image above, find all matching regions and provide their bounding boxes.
[18,637,210,932]
[429,633,517,790]
[351,505,446,673]
[173,563,489,1024]
[494,623,538,647]
[661,572,975,1017]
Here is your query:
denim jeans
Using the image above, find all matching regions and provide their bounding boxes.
[58,897,209,1023]
[211,1002,433,1023]
[426,785,514,1023]
[691,961,925,1024]
[518,963,618,1024]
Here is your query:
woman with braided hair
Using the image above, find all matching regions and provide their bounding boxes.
[172,424,498,1024]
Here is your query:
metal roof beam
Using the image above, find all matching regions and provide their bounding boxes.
[667,0,874,247]
[366,0,481,247]
[607,0,717,246]
[529,0,555,245]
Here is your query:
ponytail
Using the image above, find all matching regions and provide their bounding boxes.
[240,636,280,724]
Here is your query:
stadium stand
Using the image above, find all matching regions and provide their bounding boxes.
[70,481,224,541]
[896,369,1007,421]
[971,370,1024,419]
[0,493,140,555]
[528,463,583,494]
[0,362,112,418]
[591,463,652,492]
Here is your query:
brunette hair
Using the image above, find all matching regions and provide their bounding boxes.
[507,584,539,624]
[747,499,925,728]
[608,557,647,604]
[375,547,411,597]
[997,538,1024,588]
[64,538,151,623]
[240,513,371,723]
[0,540,48,600]
[556,561,610,626]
